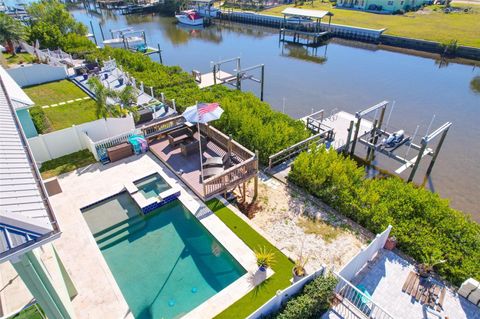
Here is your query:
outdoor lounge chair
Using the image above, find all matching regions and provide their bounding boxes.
[202,153,230,168]
[168,127,193,147]
[203,166,224,180]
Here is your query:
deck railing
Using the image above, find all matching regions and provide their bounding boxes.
[333,272,394,319]
[200,124,255,161]
[141,115,185,139]
[203,156,258,199]
[268,131,332,170]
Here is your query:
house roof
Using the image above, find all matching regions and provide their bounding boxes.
[0,66,59,263]
[0,67,34,110]
[281,8,333,19]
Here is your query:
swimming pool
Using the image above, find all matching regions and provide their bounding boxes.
[81,193,246,319]
[134,173,171,199]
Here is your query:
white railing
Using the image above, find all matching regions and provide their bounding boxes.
[334,272,395,319]
[92,130,139,160]
[247,266,326,319]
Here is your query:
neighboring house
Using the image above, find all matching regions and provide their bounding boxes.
[0,66,77,319]
[336,0,432,13]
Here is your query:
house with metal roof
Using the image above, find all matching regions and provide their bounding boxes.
[0,66,76,318]
[336,0,432,13]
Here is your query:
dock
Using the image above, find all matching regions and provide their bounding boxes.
[279,29,330,46]
[195,70,236,89]
[268,110,372,183]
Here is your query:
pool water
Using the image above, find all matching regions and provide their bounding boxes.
[81,194,245,319]
[134,173,171,199]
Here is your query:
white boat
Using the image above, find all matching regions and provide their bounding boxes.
[175,10,204,26]
[103,28,144,49]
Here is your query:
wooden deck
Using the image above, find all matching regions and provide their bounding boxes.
[149,133,227,199]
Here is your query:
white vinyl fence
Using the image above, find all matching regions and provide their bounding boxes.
[338,225,392,282]
[6,64,68,87]
[247,266,326,319]
[28,115,135,164]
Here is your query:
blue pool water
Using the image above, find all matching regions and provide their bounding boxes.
[81,194,245,319]
[134,173,171,199]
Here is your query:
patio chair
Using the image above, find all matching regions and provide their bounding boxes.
[202,153,230,168]
[203,166,224,180]
[168,127,194,147]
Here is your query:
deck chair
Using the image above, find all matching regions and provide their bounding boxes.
[202,166,224,180]
[202,153,230,169]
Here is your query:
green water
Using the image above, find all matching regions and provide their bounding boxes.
[134,173,171,199]
[81,194,245,319]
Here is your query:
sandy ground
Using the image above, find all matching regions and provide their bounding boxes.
[238,173,371,274]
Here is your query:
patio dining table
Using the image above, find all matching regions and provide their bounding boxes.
[402,270,446,312]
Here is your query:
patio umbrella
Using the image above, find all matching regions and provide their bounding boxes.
[182,102,223,182]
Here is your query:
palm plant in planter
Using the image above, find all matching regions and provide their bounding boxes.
[255,246,275,272]
[418,251,446,278]
[292,254,309,282]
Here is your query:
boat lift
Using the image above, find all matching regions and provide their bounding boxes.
[193,57,265,100]
[346,101,452,183]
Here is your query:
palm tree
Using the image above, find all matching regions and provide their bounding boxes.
[0,13,26,56]
[87,77,139,120]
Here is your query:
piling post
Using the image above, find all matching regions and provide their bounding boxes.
[172,99,176,113]
[344,120,354,155]
[408,139,427,182]
[99,22,105,41]
[424,127,449,180]
[366,119,378,162]
[260,64,265,101]
[161,92,165,103]
[157,43,163,64]
[350,118,362,156]
[89,21,98,45]
[150,86,154,98]
[253,150,259,201]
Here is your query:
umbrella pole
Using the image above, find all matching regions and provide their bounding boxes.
[198,122,204,183]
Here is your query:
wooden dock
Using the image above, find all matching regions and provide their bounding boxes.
[196,70,236,89]
[301,111,372,151]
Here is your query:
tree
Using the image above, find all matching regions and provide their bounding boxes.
[0,13,26,55]
[87,76,138,120]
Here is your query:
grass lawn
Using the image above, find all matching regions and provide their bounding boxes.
[206,199,294,319]
[263,2,480,47]
[42,99,98,131]
[40,150,97,179]
[4,52,36,66]
[24,80,88,106]
[8,304,45,319]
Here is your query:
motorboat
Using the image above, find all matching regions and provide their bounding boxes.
[103,28,144,49]
[286,16,314,25]
[175,10,204,26]
[382,130,405,148]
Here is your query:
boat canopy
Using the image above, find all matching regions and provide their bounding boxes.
[281,8,333,19]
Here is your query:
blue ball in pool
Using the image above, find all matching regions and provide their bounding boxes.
[168,299,176,307]
[191,287,198,293]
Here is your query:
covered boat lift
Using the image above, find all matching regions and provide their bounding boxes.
[280,8,334,45]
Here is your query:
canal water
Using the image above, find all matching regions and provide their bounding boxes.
[71,8,480,221]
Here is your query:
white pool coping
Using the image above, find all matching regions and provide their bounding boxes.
[49,153,272,319]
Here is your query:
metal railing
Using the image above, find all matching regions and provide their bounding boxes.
[334,272,395,319]
[267,129,333,170]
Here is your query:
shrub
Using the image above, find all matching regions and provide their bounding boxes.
[289,145,480,286]
[29,106,52,134]
[60,33,96,58]
[275,274,337,319]
[85,48,310,164]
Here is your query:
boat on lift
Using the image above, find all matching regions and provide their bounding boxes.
[175,9,204,26]
[103,28,144,49]
[382,129,405,148]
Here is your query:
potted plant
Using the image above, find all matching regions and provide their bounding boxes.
[255,246,275,272]
[292,254,309,282]
[418,252,446,278]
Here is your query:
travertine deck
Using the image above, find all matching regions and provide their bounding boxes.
[350,250,480,319]
[48,153,267,319]
[149,134,227,198]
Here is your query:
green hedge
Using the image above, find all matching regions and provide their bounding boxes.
[29,106,51,134]
[273,275,337,319]
[288,146,480,286]
[86,48,310,163]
